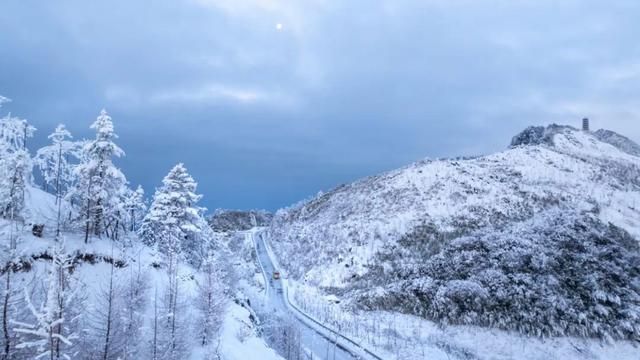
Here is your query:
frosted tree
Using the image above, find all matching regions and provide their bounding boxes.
[147,228,189,360]
[13,242,78,360]
[34,125,82,202]
[261,313,304,360]
[83,246,147,360]
[0,112,36,221]
[1,270,12,360]
[0,151,31,223]
[142,175,198,360]
[0,112,35,153]
[149,287,160,360]
[0,251,30,360]
[0,221,23,359]
[0,102,35,358]
[120,251,148,360]
[123,185,146,233]
[67,109,127,243]
[140,163,209,265]
[196,251,227,352]
[81,248,146,360]
[162,229,187,360]
[83,258,123,360]
[143,174,190,360]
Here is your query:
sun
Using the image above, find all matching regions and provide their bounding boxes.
[276,23,284,31]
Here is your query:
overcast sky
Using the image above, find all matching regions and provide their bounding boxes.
[1,0,639,211]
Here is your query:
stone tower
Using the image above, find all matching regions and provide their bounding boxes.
[582,118,589,131]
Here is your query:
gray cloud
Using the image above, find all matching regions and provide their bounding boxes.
[1,0,639,210]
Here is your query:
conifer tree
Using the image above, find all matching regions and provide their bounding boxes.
[140,163,209,265]
[68,109,127,242]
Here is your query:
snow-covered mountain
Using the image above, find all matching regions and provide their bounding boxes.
[269,124,640,340]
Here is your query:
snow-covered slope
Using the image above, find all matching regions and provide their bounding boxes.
[269,124,640,340]
[1,186,283,360]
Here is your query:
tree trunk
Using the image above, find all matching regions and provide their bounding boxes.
[2,271,11,360]
[55,142,62,205]
[152,288,158,360]
[84,176,93,244]
[102,263,114,360]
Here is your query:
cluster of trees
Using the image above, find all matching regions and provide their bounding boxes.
[356,210,640,341]
[0,99,229,359]
[208,210,272,232]
[0,104,146,242]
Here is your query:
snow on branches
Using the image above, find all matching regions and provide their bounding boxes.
[13,242,78,360]
[67,109,128,242]
[33,124,82,201]
[140,163,211,265]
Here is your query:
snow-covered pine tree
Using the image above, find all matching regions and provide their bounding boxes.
[13,242,78,360]
[67,109,127,243]
[140,163,209,265]
[34,124,82,203]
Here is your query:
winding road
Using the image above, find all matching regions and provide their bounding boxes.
[250,229,384,360]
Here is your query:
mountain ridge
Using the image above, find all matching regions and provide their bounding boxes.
[269,123,640,340]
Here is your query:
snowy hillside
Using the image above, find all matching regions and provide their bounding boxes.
[269,124,640,341]
[0,185,283,360]
[0,106,284,360]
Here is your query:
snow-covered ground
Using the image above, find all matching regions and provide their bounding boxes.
[208,303,283,360]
